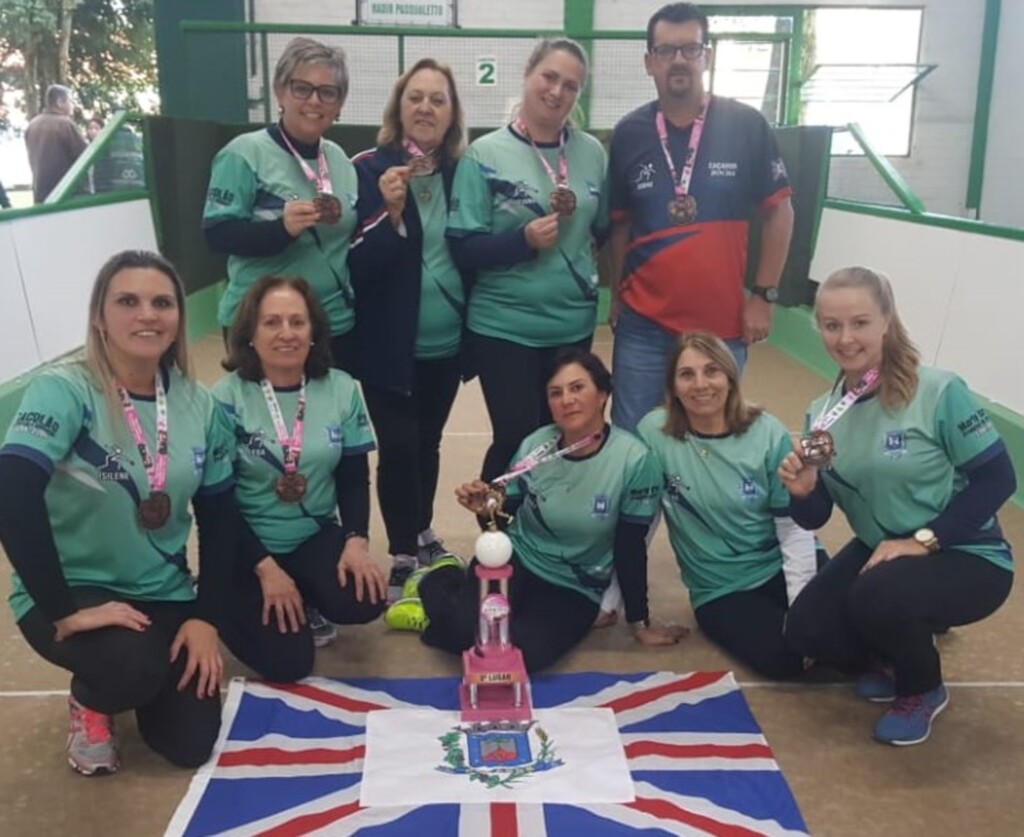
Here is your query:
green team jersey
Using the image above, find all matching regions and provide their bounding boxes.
[504,424,661,602]
[638,408,793,609]
[415,172,463,359]
[2,364,233,621]
[447,126,609,347]
[212,369,376,554]
[204,129,359,335]
[807,367,1013,571]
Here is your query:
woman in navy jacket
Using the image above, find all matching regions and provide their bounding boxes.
[349,58,470,599]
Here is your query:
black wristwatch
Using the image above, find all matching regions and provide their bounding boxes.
[750,285,779,303]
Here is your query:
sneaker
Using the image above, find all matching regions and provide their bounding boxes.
[418,538,462,567]
[873,684,950,746]
[306,606,337,648]
[856,665,896,702]
[385,597,429,633]
[401,556,466,599]
[388,554,419,603]
[67,697,119,776]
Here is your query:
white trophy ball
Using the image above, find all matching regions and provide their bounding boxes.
[475,529,513,568]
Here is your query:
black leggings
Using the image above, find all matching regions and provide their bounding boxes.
[18,587,222,768]
[362,356,461,556]
[469,331,592,482]
[695,571,805,679]
[218,524,386,682]
[419,557,599,673]
[785,539,1013,695]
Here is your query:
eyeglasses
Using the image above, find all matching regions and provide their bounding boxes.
[287,79,344,104]
[650,43,707,61]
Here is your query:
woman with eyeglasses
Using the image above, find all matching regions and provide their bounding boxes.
[446,37,609,484]
[203,37,359,372]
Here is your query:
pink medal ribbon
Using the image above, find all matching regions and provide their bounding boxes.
[278,128,333,195]
[513,118,576,216]
[117,374,170,529]
[260,377,307,475]
[812,368,880,434]
[655,93,709,223]
[403,138,437,176]
[492,429,603,487]
[799,367,880,467]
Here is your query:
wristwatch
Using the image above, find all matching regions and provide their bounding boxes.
[913,528,940,553]
[750,285,779,303]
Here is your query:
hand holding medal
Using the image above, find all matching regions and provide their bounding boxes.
[279,129,342,225]
[798,368,880,469]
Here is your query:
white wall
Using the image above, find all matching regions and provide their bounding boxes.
[0,199,159,382]
[980,0,1024,228]
[810,207,1024,415]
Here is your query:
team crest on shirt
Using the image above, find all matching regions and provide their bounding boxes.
[591,494,611,518]
[325,423,343,446]
[246,429,267,457]
[882,429,908,459]
[191,446,207,473]
[97,446,130,482]
[739,477,762,502]
[632,161,656,191]
[771,158,788,181]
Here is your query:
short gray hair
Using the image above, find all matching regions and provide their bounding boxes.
[45,84,72,109]
[273,37,349,105]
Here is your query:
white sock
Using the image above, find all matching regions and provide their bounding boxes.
[417,528,438,547]
[392,553,417,568]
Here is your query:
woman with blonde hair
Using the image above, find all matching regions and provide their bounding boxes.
[0,250,236,775]
[348,58,470,598]
[446,37,609,484]
[637,331,819,678]
[780,266,1015,745]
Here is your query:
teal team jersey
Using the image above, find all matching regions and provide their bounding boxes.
[204,129,359,335]
[807,367,1013,571]
[447,126,609,347]
[638,409,793,609]
[212,370,376,554]
[415,173,463,359]
[504,424,661,603]
[1,364,234,621]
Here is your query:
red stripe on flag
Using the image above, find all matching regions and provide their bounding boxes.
[490,803,518,837]
[219,744,365,767]
[625,741,773,760]
[628,796,767,837]
[601,671,727,713]
[261,681,389,713]
[255,800,362,837]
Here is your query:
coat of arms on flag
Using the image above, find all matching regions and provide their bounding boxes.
[166,671,809,836]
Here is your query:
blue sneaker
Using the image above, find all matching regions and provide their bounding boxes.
[855,665,895,702]
[873,684,949,746]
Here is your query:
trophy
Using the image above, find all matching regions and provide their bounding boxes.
[459,486,533,723]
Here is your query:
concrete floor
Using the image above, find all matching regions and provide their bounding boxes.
[2,328,1023,836]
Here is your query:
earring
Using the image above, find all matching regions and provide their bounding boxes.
[310,341,315,346]
[248,341,254,347]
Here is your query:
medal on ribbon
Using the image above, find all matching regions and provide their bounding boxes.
[279,127,341,224]
[260,377,308,503]
[799,368,880,468]
[515,119,576,218]
[117,374,171,531]
[490,429,604,488]
[656,94,709,226]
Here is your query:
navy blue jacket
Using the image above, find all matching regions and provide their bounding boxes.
[348,144,469,394]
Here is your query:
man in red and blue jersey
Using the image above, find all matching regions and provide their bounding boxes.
[608,2,794,434]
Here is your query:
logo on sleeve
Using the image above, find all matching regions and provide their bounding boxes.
[771,158,788,181]
[191,446,207,473]
[13,411,60,438]
[958,410,993,439]
[882,429,908,459]
[207,187,235,207]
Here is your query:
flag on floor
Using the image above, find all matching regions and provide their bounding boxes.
[166,670,808,836]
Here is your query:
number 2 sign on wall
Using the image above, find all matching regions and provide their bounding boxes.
[476,57,497,86]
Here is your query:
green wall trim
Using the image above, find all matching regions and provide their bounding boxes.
[186,280,227,341]
[565,0,596,128]
[966,0,1000,211]
[0,191,149,223]
[846,122,926,213]
[770,303,1024,508]
[824,199,1024,243]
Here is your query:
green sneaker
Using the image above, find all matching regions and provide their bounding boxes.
[401,556,465,599]
[385,597,429,633]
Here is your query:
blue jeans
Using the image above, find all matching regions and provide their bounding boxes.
[610,304,747,433]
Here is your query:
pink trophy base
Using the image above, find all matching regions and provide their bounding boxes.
[459,565,533,723]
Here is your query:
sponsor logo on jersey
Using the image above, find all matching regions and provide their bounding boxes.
[98,447,130,482]
[326,423,343,446]
[771,157,788,181]
[739,476,761,501]
[191,446,207,473]
[207,186,235,207]
[708,161,739,178]
[882,429,908,459]
[591,494,611,518]
[12,410,60,438]
[632,161,656,191]
[958,409,993,439]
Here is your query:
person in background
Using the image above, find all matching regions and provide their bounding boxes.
[780,266,1015,746]
[25,84,89,203]
[349,58,470,600]
[0,250,235,775]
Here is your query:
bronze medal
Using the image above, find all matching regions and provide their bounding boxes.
[407,155,436,177]
[799,429,836,468]
[667,194,698,225]
[549,186,577,218]
[138,491,171,530]
[275,472,308,503]
[313,192,342,224]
